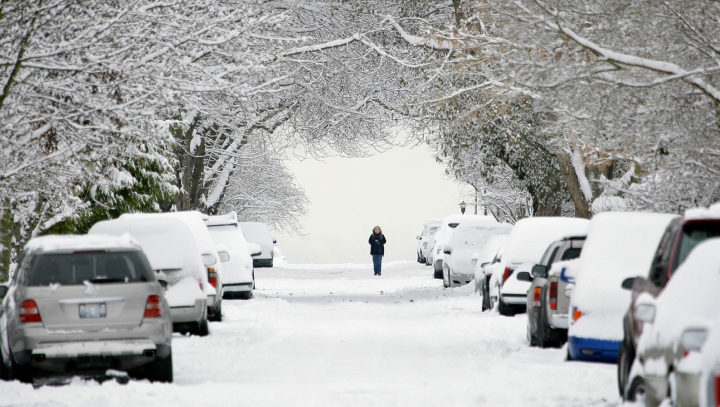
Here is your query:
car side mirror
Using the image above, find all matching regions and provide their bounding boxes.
[621,277,636,290]
[218,251,230,262]
[0,285,7,299]
[158,279,168,291]
[273,239,277,244]
[155,271,168,291]
[416,236,422,240]
[634,293,656,323]
[516,271,532,282]
[531,265,548,278]
[201,253,217,266]
[443,245,452,255]
[680,327,708,353]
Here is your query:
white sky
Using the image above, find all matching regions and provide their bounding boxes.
[274,143,473,264]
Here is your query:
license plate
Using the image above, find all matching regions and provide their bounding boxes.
[79,303,106,318]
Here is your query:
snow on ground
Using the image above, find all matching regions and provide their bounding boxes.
[0,261,620,407]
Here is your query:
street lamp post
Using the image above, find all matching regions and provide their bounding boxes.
[459,201,467,215]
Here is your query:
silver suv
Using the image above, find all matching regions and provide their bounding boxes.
[0,235,173,384]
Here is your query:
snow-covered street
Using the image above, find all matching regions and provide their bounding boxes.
[0,261,619,407]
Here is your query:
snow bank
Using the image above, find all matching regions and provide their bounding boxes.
[684,202,720,221]
[570,212,676,340]
[503,217,589,265]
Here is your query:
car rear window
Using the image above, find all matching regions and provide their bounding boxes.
[26,251,153,286]
[677,223,720,267]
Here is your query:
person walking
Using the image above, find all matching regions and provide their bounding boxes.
[369,226,386,276]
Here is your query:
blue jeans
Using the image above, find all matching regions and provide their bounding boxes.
[372,254,383,274]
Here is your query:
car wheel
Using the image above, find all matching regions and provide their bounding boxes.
[0,349,10,381]
[252,271,256,289]
[498,299,515,316]
[527,323,537,347]
[442,269,450,288]
[192,314,210,337]
[433,268,443,279]
[209,302,222,322]
[481,277,493,312]
[618,341,634,398]
[537,303,550,348]
[240,291,252,300]
[10,353,32,384]
[149,350,173,383]
[626,376,646,403]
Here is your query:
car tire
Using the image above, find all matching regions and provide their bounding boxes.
[209,302,222,322]
[148,350,173,383]
[442,269,450,288]
[527,323,537,347]
[10,354,32,384]
[240,291,252,300]
[433,269,442,279]
[618,340,634,398]
[481,277,493,312]
[537,301,552,348]
[0,349,10,381]
[192,315,210,337]
[498,299,515,316]
[252,271,256,289]
[626,376,646,402]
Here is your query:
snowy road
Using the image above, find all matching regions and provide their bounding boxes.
[1,261,620,407]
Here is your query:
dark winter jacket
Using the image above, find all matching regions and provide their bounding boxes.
[369,233,386,256]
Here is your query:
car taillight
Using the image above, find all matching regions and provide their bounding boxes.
[549,281,558,310]
[532,286,542,308]
[144,295,162,318]
[208,267,218,288]
[19,300,41,323]
[715,375,720,407]
[572,307,583,322]
[502,267,513,286]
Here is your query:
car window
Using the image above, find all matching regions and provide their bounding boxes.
[25,251,153,286]
[560,247,581,261]
[677,222,720,267]
[539,243,561,266]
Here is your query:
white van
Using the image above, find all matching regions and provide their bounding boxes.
[120,212,225,323]
[89,217,210,336]
[239,222,275,268]
[206,212,262,299]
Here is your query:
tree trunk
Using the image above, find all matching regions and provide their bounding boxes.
[0,201,14,282]
[556,153,592,219]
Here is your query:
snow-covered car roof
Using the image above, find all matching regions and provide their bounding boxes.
[503,217,589,265]
[24,234,140,254]
[206,211,238,227]
[423,218,444,226]
[684,202,720,221]
[573,211,677,312]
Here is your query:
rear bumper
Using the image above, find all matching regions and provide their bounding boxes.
[501,293,527,305]
[169,298,205,323]
[223,283,253,293]
[568,336,620,362]
[28,342,170,375]
[551,314,569,329]
[10,319,171,366]
[253,258,273,268]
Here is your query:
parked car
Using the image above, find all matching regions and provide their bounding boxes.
[239,222,275,268]
[631,238,720,407]
[517,235,585,347]
[90,216,211,335]
[492,217,589,316]
[443,222,511,288]
[0,235,173,384]
[424,224,442,267]
[205,212,262,300]
[416,219,443,263]
[432,215,494,279]
[474,235,510,311]
[567,211,676,362]
[618,207,720,398]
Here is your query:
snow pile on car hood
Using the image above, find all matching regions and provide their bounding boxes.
[503,217,589,265]
[570,211,677,340]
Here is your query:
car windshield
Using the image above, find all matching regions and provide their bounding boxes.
[26,251,153,286]
[677,222,720,266]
